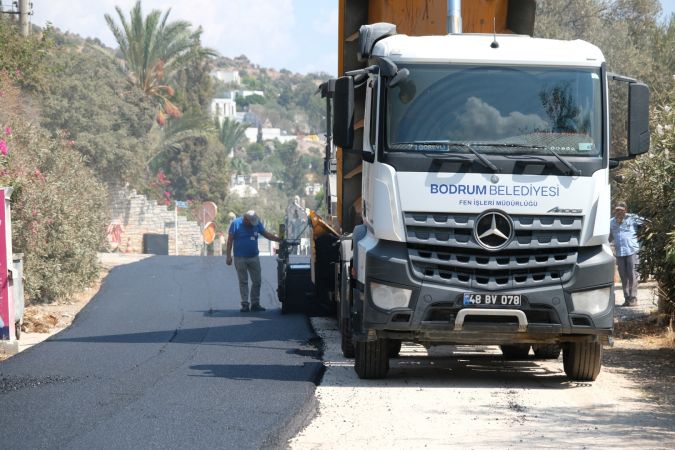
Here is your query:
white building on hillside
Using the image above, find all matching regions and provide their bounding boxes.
[251,172,273,189]
[244,127,296,144]
[211,98,236,125]
[212,69,240,85]
[240,90,264,98]
[305,183,322,196]
[230,184,258,198]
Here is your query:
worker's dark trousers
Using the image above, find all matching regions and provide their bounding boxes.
[234,256,262,307]
[616,253,639,302]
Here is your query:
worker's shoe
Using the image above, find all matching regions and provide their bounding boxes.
[240,305,250,312]
[621,298,638,307]
[250,304,266,312]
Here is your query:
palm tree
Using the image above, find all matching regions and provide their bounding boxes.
[105,1,216,120]
[146,112,214,170]
[217,117,248,156]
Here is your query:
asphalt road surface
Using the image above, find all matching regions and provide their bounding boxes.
[0,256,322,450]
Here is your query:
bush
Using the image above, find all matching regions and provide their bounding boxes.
[616,86,675,315]
[0,76,107,303]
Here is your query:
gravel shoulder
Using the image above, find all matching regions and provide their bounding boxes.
[290,282,674,449]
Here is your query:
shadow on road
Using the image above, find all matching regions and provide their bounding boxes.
[326,352,584,390]
[50,315,311,345]
[603,346,675,406]
[189,362,325,383]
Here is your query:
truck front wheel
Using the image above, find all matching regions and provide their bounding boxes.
[340,318,355,358]
[563,342,602,381]
[354,339,389,379]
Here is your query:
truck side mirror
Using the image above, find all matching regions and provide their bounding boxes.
[628,82,650,156]
[333,76,355,149]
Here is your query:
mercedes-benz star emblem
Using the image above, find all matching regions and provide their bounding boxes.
[473,211,513,250]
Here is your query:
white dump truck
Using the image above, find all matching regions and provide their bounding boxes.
[310,0,649,380]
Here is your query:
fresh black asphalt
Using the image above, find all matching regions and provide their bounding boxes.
[0,256,323,449]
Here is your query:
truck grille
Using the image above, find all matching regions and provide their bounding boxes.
[404,212,581,290]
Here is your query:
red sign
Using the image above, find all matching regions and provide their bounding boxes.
[197,201,217,224]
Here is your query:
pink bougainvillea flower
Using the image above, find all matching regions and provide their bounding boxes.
[33,169,46,182]
[164,191,171,198]
[0,139,8,156]
[4,127,11,136]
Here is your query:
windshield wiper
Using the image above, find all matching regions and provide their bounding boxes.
[393,141,499,173]
[461,143,500,173]
[472,142,581,176]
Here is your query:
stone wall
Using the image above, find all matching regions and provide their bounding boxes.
[107,186,203,256]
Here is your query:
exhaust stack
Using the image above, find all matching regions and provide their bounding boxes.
[447,0,462,34]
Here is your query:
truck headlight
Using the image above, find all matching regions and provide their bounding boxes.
[571,288,611,315]
[370,281,412,309]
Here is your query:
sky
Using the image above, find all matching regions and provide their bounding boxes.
[24,0,675,76]
[29,0,339,75]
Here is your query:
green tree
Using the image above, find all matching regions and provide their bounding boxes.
[0,16,53,92]
[40,42,155,184]
[171,53,216,114]
[230,156,251,176]
[104,0,216,118]
[217,117,248,153]
[146,112,214,171]
[246,142,265,161]
[162,135,230,205]
[270,140,305,195]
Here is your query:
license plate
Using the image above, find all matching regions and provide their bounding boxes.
[463,293,521,306]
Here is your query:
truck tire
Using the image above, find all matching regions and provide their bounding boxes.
[340,318,355,358]
[388,339,402,358]
[532,344,561,359]
[563,342,602,381]
[500,344,531,359]
[354,339,389,379]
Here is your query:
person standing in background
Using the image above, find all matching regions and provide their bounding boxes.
[226,210,281,312]
[609,201,644,307]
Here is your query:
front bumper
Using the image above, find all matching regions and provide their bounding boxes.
[353,240,614,345]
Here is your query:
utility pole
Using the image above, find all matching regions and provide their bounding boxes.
[18,0,29,36]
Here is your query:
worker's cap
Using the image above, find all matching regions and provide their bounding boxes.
[614,201,627,211]
[244,210,259,226]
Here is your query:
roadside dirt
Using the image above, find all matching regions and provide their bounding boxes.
[19,272,107,334]
[603,315,675,407]
[290,316,675,449]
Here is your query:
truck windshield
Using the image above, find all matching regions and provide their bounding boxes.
[386,64,602,157]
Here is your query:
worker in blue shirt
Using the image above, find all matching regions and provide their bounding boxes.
[226,210,281,312]
[609,201,644,307]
